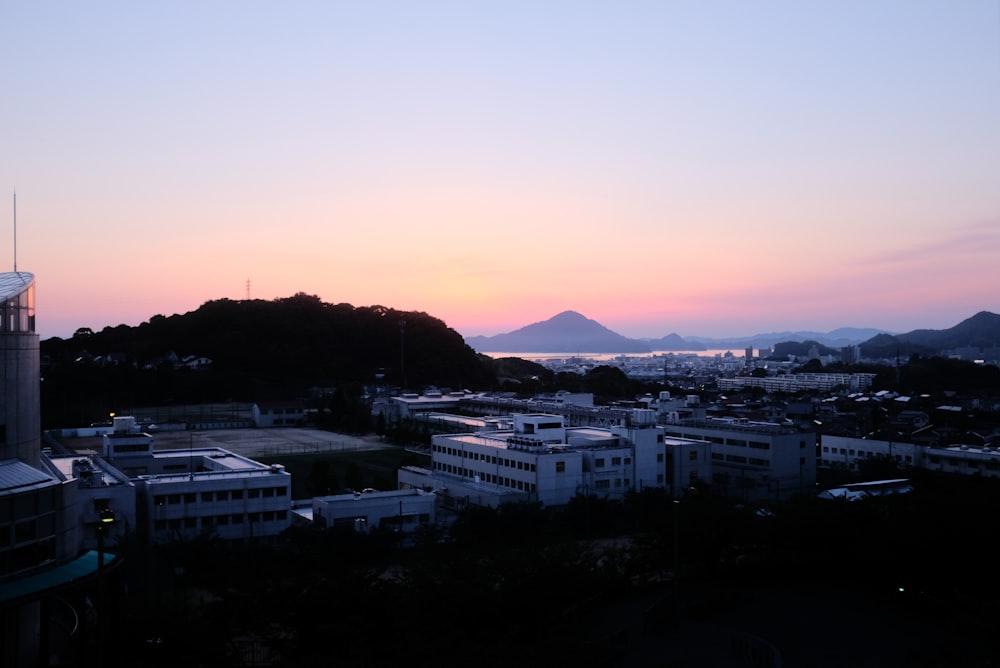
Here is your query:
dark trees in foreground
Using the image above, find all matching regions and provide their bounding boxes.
[116,470,1000,666]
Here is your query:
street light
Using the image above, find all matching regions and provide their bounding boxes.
[95,507,116,666]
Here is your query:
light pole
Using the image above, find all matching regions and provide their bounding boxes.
[95,507,115,666]
[672,498,681,615]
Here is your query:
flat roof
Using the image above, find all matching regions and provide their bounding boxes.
[47,455,132,486]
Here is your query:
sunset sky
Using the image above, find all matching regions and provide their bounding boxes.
[2,2,998,341]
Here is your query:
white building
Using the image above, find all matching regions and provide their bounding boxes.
[399,411,708,508]
[819,435,921,472]
[717,372,877,394]
[662,418,817,502]
[312,488,435,533]
[252,400,306,428]
[46,455,136,552]
[133,449,292,544]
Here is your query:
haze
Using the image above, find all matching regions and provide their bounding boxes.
[2,2,998,340]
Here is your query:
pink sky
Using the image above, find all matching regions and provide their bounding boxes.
[3,3,998,340]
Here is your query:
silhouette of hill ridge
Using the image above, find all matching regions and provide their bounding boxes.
[41,294,494,392]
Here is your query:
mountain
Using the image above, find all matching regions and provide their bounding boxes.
[645,332,705,351]
[685,327,889,351]
[860,311,1000,358]
[464,311,652,353]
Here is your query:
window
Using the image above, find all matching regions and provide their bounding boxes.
[656,474,664,483]
[595,458,605,467]
[656,453,664,462]
[624,458,631,465]
[555,461,565,473]
[611,457,622,465]
[594,480,610,490]
[232,490,243,500]
[689,451,697,461]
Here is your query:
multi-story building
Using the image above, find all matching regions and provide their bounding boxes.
[662,417,817,502]
[717,372,876,394]
[399,411,710,508]
[0,271,95,667]
[819,435,921,472]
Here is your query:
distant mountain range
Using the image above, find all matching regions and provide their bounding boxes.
[464,310,1000,356]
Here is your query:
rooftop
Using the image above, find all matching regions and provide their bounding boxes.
[0,271,33,300]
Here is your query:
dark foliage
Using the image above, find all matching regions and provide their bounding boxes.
[39,295,495,427]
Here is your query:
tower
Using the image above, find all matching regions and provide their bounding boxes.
[0,271,40,467]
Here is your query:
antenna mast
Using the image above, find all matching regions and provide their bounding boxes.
[12,190,16,272]
[246,278,251,300]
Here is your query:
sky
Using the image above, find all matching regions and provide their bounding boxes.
[2,2,999,341]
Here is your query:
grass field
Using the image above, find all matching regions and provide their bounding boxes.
[257,446,431,499]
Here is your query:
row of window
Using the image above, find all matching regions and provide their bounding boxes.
[432,462,538,492]
[664,430,776,451]
[822,447,913,464]
[593,456,631,468]
[154,487,288,505]
[593,478,630,490]
[154,510,289,531]
[0,514,55,548]
[434,445,539,470]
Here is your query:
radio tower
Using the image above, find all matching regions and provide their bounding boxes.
[245,278,251,301]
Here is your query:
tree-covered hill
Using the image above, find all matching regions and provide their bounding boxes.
[40,294,498,425]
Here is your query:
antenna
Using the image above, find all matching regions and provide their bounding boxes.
[12,190,16,273]
[245,278,251,300]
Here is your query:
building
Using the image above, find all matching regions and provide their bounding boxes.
[312,488,435,533]
[46,454,136,552]
[252,400,306,428]
[399,410,709,508]
[0,271,104,667]
[662,417,817,502]
[819,435,921,472]
[717,372,876,394]
[133,452,291,544]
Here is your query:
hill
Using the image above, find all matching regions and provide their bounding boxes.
[464,311,651,353]
[860,311,1000,358]
[40,294,496,426]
